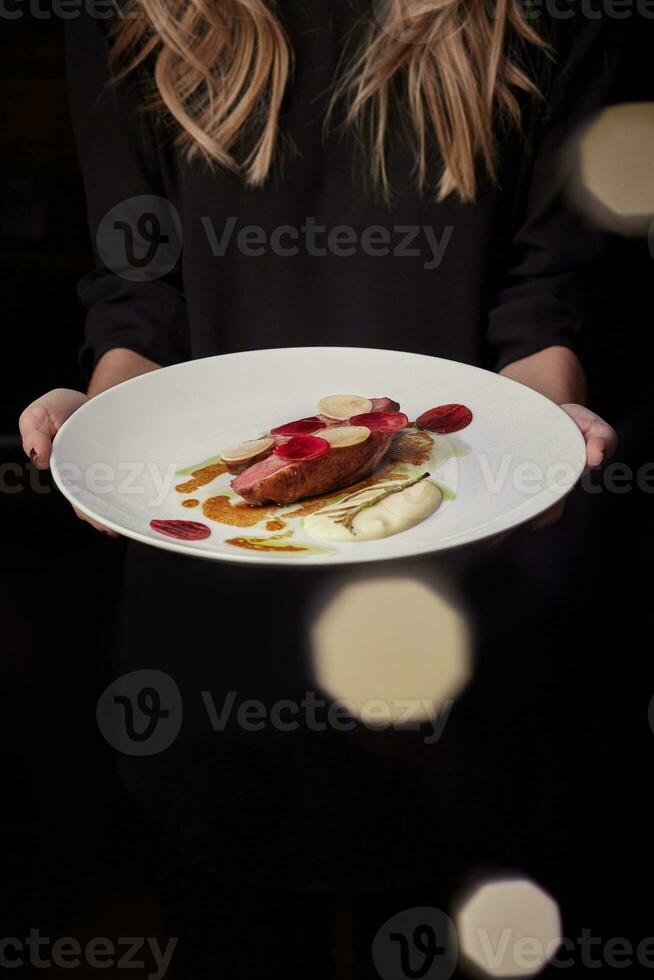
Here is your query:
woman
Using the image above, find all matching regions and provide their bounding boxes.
[20,0,618,973]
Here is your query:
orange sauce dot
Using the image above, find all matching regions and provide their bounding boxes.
[265,519,286,531]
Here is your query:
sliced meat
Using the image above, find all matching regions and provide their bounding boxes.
[223,400,396,476]
[231,396,401,506]
[232,429,395,505]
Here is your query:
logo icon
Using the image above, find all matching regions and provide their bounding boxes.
[96,669,182,756]
[96,194,182,282]
[372,907,457,980]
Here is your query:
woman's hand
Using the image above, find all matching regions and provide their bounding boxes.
[20,388,86,469]
[531,402,617,528]
[560,403,618,469]
[18,350,161,538]
[19,388,120,536]
[500,346,617,529]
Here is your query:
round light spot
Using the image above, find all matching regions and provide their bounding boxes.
[573,103,654,235]
[311,577,471,726]
[455,876,562,978]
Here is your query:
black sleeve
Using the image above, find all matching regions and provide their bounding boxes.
[65,8,190,380]
[487,11,622,372]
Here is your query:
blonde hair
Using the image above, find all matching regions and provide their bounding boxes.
[111,0,549,202]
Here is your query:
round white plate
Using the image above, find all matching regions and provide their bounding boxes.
[51,347,586,566]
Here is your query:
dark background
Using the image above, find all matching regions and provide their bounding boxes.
[1,6,653,978]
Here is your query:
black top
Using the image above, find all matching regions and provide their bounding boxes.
[66,3,619,380]
[62,5,622,907]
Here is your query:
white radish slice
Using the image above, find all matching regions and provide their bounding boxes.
[315,425,371,448]
[318,394,373,420]
[220,437,274,463]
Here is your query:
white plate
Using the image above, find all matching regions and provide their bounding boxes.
[50,347,586,566]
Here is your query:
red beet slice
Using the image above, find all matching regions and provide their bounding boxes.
[271,416,326,436]
[274,435,330,462]
[416,404,473,433]
[150,519,211,541]
[349,411,409,432]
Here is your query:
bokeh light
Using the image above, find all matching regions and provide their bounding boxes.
[569,102,654,236]
[455,875,562,978]
[310,575,471,726]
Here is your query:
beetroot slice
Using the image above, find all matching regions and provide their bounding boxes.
[150,519,211,540]
[349,411,409,432]
[271,416,326,436]
[416,404,473,434]
[274,435,330,461]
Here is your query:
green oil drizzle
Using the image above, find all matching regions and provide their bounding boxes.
[435,483,456,502]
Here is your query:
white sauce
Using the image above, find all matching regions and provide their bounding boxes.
[304,479,442,542]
